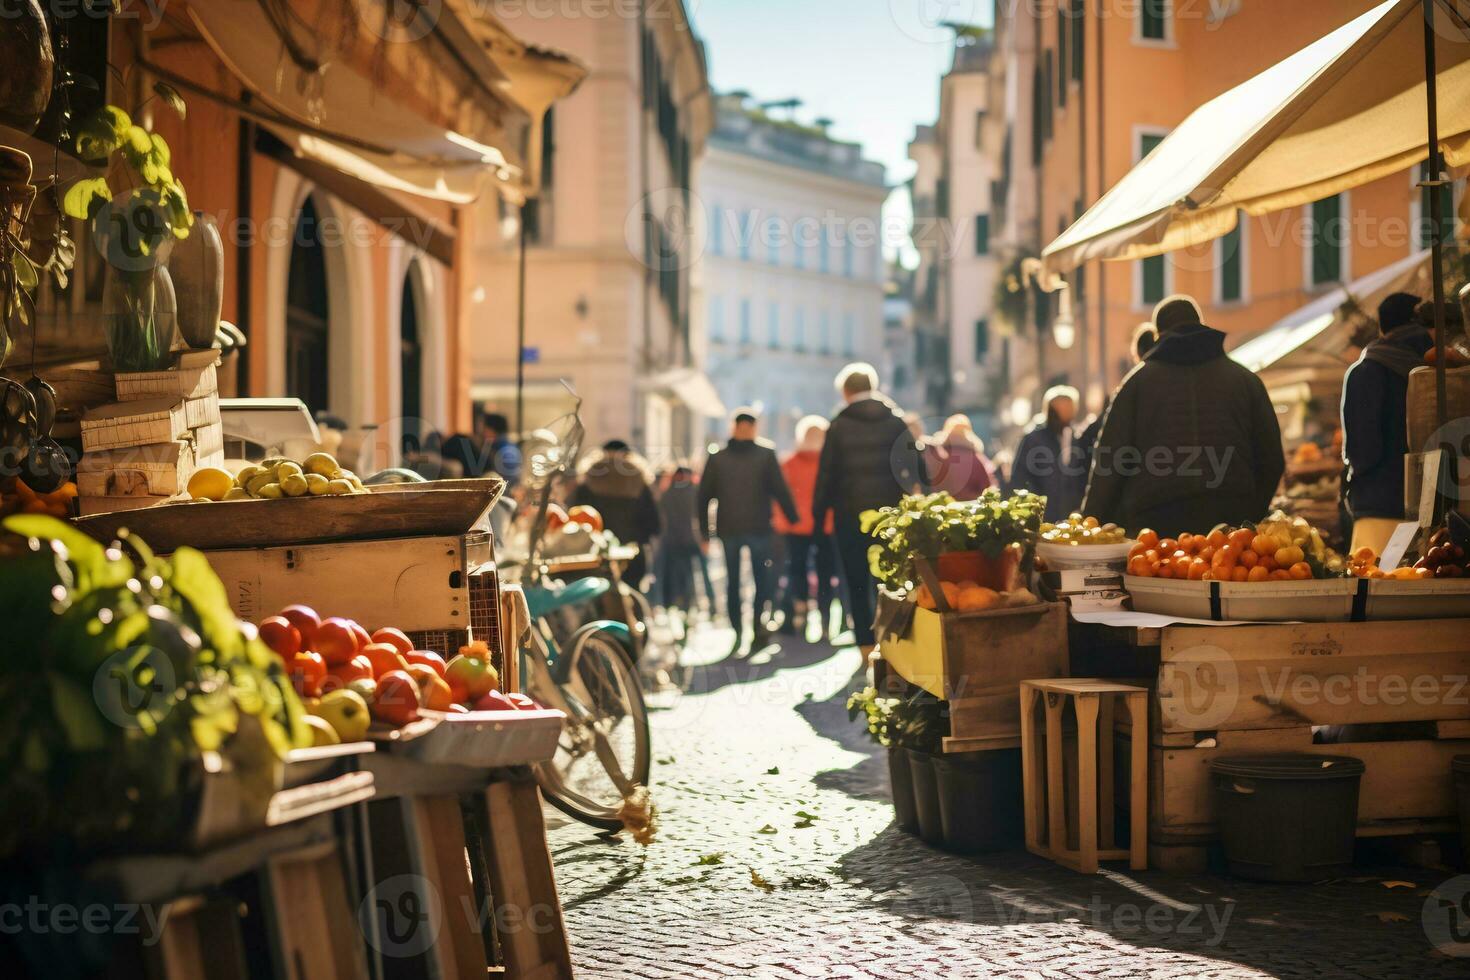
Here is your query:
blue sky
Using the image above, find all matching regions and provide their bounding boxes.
[689,0,993,262]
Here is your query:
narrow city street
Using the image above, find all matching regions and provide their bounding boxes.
[546,627,1468,980]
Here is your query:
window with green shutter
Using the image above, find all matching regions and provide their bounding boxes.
[1071,0,1085,81]
[1310,195,1344,285]
[975,319,990,360]
[1218,218,1244,303]
[1057,14,1068,107]
[975,214,990,256]
[1138,132,1168,305]
[1418,162,1456,250]
[1140,0,1168,41]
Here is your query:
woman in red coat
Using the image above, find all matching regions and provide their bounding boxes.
[775,416,840,641]
[923,414,996,501]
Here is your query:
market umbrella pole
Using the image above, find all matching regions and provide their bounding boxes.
[1423,0,1450,433]
[516,202,528,436]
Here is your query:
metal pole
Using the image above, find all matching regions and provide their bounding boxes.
[1423,0,1449,433]
[516,203,528,436]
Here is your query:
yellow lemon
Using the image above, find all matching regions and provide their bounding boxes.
[303,452,341,478]
[187,467,235,502]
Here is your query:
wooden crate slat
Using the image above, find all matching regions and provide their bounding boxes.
[81,398,188,452]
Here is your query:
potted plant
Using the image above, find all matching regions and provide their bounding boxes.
[847,686,917,832]
[891,690,947,845]
[864,489,1046,594]
[62,89,192,372]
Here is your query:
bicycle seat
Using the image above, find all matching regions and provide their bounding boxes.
[524,577,611,618]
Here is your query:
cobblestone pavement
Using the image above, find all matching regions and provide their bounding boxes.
[544,624,1470,979]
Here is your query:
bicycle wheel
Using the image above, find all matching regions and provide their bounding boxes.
[531,625,651,830]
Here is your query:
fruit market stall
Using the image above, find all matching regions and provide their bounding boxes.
[861,489,1470,880]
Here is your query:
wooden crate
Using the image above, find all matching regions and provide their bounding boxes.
[201,532,492,632]
[114,350,219,401]
[881,601,1069,752]
[192,420,224,463]
[78,493,177,516]
[81,397,188,452]
[1155,619,1470,734]
[77,439,195,497]
[1116,724,1470,844]
[185,390,220,429]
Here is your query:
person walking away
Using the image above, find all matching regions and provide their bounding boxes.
[1341,292,1432,555]
[655,465,704,618]
[699,410,799,655]
[774,416,840,641]
[1012,387,1087,522]
[572,440,660,589]
[1083,295,1285,537]
[924,414,996,501]
[814,363,926,656]
[443,409,523,484]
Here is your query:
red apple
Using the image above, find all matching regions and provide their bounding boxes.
[362,642,411,679]
[472,689,517,712]
[279,605,321,649]
[372,627,414,657]
[315,617,360,665]
[348,621,373,654]
[405,650,447,676]
[371,670,422,726]
[289,651,326,698]
[321,654,374,693]
[258,615,301,659]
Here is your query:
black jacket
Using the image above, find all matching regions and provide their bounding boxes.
[657,478,702,550]
[1082,323,1285,537]
[813,394,925,524]
[572,452,660,544]
[698,438,798,540]
[1012,421,1087,522]
[1341,326,1432,520]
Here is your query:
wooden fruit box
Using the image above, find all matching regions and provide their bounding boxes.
[80,397,188,452]
[392,709,564,768]
[77,439,196,497]
[879,598,1068,752]
[1153,619,1470,735]
[193,419,224,463]
[1115,723,1470,844]
[73,477,505,551]
[114,349,219,401]
[78,493,177,516]
[185,390,220,429]
[200,532,493,632]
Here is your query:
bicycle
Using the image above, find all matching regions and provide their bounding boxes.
[505,390,651,830]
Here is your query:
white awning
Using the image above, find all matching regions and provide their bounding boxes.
[1041,0,1470,279]
[638,368,728,420]
[1230,249,1431,374]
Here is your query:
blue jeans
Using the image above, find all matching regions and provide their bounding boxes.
[721,532,775,637]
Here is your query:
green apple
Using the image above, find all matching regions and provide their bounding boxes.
[347,677,377,703]
[303,714,341,746]
[315,689,371,743]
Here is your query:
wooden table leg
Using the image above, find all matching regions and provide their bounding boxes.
[1074,693,1100,875]
[1020,684,1041,853]
[1044,692,1066,859]
[1097,693,1116,850]
[1127,691,1148,870]
[480,774,575,980]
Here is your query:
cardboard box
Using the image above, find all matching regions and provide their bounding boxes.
[81,398,188,452]
[185,390,220,430]
[191,420,224,463]
[77,440,195,497]
[114,351,219,402]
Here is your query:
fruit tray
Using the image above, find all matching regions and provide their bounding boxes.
[73,478,505,551]
[1364,577,1470,621]
[1125,575,1358,622]
[1037,539,1136,569]
[388,709,565,768]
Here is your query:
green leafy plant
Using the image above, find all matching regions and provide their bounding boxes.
[0,515,308,862]
[861,489,1046,592]
[890,690,946,754]
[846,686,901,747]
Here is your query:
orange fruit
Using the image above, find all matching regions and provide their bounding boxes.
[1259,555,1278,572]
[1128,543,1147,560]
[1178,533,1194,552]
[362,642,411,679]
[1270,569,1292,582]
[1227,528,1255,551]
[1352,546,1376,564]
[1288,562,1313,580]
[914,584,937,610]
[1232,566,1250,582]
[1250,533,1277,557]
[1201,571,1216,581]
[1188,558,1208,580]
[1198,545,1215,563]
[1206,529,1229,550]
[1138,529,1160,550]
[1144,549,1161,564]
[1274,545,1305,568]
[1158,538,1179,554]
[1239,550,1259,569]
[1247,565,1270,583]
[1128,555,1152,577]
[1212,544,1238,570]
[1158,558,1173,578]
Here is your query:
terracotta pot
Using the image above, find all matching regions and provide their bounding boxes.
[935,548,1019,591]
[0,0,53,135]
[169,212,224,349]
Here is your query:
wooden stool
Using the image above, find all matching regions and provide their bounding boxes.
[1020,678,1148,874]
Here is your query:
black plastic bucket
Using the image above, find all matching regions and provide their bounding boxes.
[907,748,944,845]
[933,750,1023,853]
[1211,754,1365,882]
[1454,755,1470,868]
[888,746,919,833]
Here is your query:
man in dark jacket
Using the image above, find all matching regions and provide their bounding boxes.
[699,410,799,654]
[573,440,660,587]
[813,363,925,654]
[1083,296,1284,537]
[1013,386,1087,522]
[1341,292,1431,554]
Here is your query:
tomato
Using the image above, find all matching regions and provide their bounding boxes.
[371,670,422,726]
[363,642,411,679]
[405,649,448,676]
[289,651,327,698]
[567,504,604,532]
[279,605,321,649]
[258,615,301,659]
[372,627,414,657]
[315,618,360,666]
[348,621,373,654]
[323,655,374,694]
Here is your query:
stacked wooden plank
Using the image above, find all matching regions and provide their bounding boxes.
[77,350,223,515]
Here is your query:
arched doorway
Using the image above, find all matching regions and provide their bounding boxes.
[285,197,330,413]
[400,267,424,448]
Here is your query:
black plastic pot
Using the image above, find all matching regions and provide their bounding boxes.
[1211,754,1365,882]
[1454,755,1470,868]
[934,750,1023,853]
[906,748,944,845]
[887,746,919,833]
